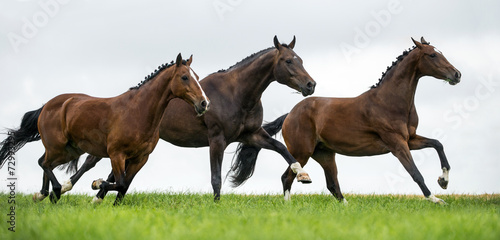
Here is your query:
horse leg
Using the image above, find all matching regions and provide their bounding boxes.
[62,155,103,195]
[208,135,226,202]
[92,153,127,205]
[312,150,346,203]
[112,156,149,206]
[33,154,49,202]
[250,128,311,183]
[408,135,450,189]
[384,134,445,204]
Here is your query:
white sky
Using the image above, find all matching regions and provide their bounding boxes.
[1,0,499,198]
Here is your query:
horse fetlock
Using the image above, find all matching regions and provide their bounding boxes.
[296,172,312,184]
[91,178,104,190]
[284,190,291,201]
[32,192,47,203]
[61,180,73,194]
[438,167,449,189]
[49,191,60,204]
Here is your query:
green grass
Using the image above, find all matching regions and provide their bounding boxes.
[1,193,499,240]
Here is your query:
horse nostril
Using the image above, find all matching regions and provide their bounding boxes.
[201,100,208,108]
[307,81,315,89]
[455,72,460,78]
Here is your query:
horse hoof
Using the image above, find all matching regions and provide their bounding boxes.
[438,177,448,189]
[61,180,73,194]
[91,196,103,205]
[297,172,312,184]
[32,192,47,203]
[426,195,447,205]
[91,178,104,190]
[49,192,60,204]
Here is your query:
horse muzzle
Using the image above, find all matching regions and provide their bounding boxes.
[195,99,210,116]
[300,80,316,96]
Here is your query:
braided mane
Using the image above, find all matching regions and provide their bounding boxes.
[370,42,430,89]
[130,59,187,90]
[214,45,289,73]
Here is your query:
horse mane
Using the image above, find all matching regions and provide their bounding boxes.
[215,46,279,73]
[370,42,430,89]
[130,59,188,90]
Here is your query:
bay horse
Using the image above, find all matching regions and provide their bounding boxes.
[62,36,316,203]
[0,54,209,205]
[230,37,461,204]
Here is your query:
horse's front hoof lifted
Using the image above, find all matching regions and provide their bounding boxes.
[438,177,448,189]
[297,172,312,184]
[91,178,104,190]
[32,192,47,203]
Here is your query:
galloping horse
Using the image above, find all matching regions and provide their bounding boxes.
[230,37,461,204]
[0,54,209,205]
[62,36,316,202]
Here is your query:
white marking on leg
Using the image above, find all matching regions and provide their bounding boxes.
[92,196,103,204]
[426,195,447,205]
[440,167,449,182]
[61,180,73,194]
[284,190,291,201]
[342,198,348,205]
[290,162,305,174]
[33,192,47,202]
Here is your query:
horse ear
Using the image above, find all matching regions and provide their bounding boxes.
[176,53,182,67]
[288,35,296,49]
[412,37,423,49]
[273,35,281,49]
[187,54,193,66]
[420,36,429,45]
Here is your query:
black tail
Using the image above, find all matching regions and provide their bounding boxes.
[0,106,44,169]
[228,114,288,187]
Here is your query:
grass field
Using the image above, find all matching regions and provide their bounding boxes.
[1,193,499,240]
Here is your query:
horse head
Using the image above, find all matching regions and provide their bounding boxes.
[412,37,461,85]
[171,53,210,116]
[272,36,316,96]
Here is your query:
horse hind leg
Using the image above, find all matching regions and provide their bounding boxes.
[33,154,50,202]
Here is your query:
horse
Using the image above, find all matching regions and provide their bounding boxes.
[229,37,461,204]
[61,36,317,203]
[0,54,209,205]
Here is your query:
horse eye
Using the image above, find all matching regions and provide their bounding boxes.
[181,75,189,81]
[430,53,437,58]
[285,59,292,64]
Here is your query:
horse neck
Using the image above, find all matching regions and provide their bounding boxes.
[125,68,176,129]
[228,50,277,108]
[371,52,422,112]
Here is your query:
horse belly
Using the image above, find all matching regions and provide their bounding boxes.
[319,127,389,157]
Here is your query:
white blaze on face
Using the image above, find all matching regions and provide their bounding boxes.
[434,47,443,55]
[190,67,208,103]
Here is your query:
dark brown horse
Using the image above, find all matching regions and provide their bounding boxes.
[60,36,316,203]
[0,54,209,205]
[230,37,461,204]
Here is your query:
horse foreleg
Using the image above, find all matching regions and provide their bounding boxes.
[313,150,345,203]
[208,135,226,202]
[281,167,295,201]
[92,153,126,205]
[385,135,446,204]
[408,135,450,189]
[112,156,149,205]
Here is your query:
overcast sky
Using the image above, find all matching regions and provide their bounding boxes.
[1,0,499,198]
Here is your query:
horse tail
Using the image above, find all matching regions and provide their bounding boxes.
[0,106,44,169]
[229,114,289,187]
[57,157,79,174]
